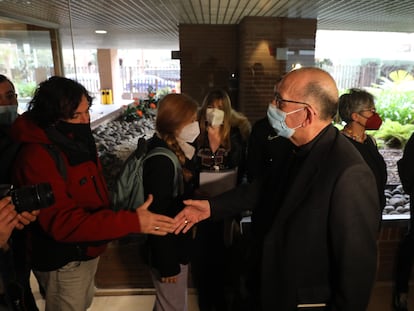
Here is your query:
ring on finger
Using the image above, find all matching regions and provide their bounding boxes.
[154,226,160,231]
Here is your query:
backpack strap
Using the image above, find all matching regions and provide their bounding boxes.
[42,144,67,181]
[134,137,148,159]
[0,138,21,184]
[144,147,183,197]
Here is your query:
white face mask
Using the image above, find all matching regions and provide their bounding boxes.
[177,121,200,143]
[206,108,224,127]
[0,105,18,125]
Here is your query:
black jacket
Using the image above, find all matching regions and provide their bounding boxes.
[246,117,294,182]
[144,135,195,278]
[209,125,380,311]
[344,135,387,212]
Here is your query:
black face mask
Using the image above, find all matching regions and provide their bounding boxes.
[46,121,97,166]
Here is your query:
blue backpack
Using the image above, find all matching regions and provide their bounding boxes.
[111,138,183,211]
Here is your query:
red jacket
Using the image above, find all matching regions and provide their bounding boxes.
[10,114,141,264]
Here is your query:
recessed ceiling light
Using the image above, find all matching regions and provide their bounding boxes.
[95,30,107,34]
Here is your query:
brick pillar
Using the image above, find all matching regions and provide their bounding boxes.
[238,17,317,124]
[179,17,317,124]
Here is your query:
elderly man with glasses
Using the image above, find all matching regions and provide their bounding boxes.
[175,67,380,311]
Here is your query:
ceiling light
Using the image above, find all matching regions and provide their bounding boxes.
[95,30,107,34]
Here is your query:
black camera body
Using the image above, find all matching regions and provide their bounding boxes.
[0,183,55,213]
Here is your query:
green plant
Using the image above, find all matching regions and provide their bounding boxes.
[367,69,414,124]
[122,86,162,121]
[369,119,414,148]
[14,81,36,98]
[374,90,414,124]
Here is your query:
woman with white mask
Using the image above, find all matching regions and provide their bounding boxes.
[144,93,200,311]
[193,89,251,311]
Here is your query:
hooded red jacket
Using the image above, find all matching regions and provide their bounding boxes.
[10,113,142,263]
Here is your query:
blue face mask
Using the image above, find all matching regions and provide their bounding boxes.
[0,105,18,125]
[267,104,304,139]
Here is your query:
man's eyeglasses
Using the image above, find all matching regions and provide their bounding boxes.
[274,93,309,109]
[360,108,376,114]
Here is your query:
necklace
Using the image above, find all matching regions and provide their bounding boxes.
[342,126,366,143]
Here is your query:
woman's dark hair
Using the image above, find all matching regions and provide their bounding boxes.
[28,76,92,128]
[0,74,15,91]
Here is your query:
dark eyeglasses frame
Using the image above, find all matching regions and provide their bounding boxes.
[274,93,310,108]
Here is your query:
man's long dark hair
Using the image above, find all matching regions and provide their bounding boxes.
[28,76,92,128]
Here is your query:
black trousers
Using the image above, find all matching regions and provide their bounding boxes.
[394,195,414,293]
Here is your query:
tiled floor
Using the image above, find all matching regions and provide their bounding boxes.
[31,272,413,311]
[35,293,200,311]
[31,274,200,311]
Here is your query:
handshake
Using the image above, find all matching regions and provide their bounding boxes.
[173,199,211,234]
[136,196,210,236]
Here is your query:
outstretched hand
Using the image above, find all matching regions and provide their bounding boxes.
[136,194,177,236]
[174,199,211,234]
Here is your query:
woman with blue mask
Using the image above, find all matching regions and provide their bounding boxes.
[0,74,18,127]
[0,74,42,311]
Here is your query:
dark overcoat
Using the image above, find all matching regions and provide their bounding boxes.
[210,124,380,311]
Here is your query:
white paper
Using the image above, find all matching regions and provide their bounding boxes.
[199,168,238,197]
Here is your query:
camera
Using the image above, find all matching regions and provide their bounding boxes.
[0,183,55,213]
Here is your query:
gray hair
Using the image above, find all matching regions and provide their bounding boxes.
[338,88,374,123]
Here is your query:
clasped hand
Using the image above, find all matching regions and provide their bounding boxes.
[135,196,211,236]
[0,196,39,250]
[173,199,211,234]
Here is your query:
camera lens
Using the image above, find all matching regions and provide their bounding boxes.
[34,183,55,208]
[11,183,55,213]
[0,184,12,198]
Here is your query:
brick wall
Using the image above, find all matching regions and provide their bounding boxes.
[179,17,316,125]
[179,24,239,108]
[239,17,316,124]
